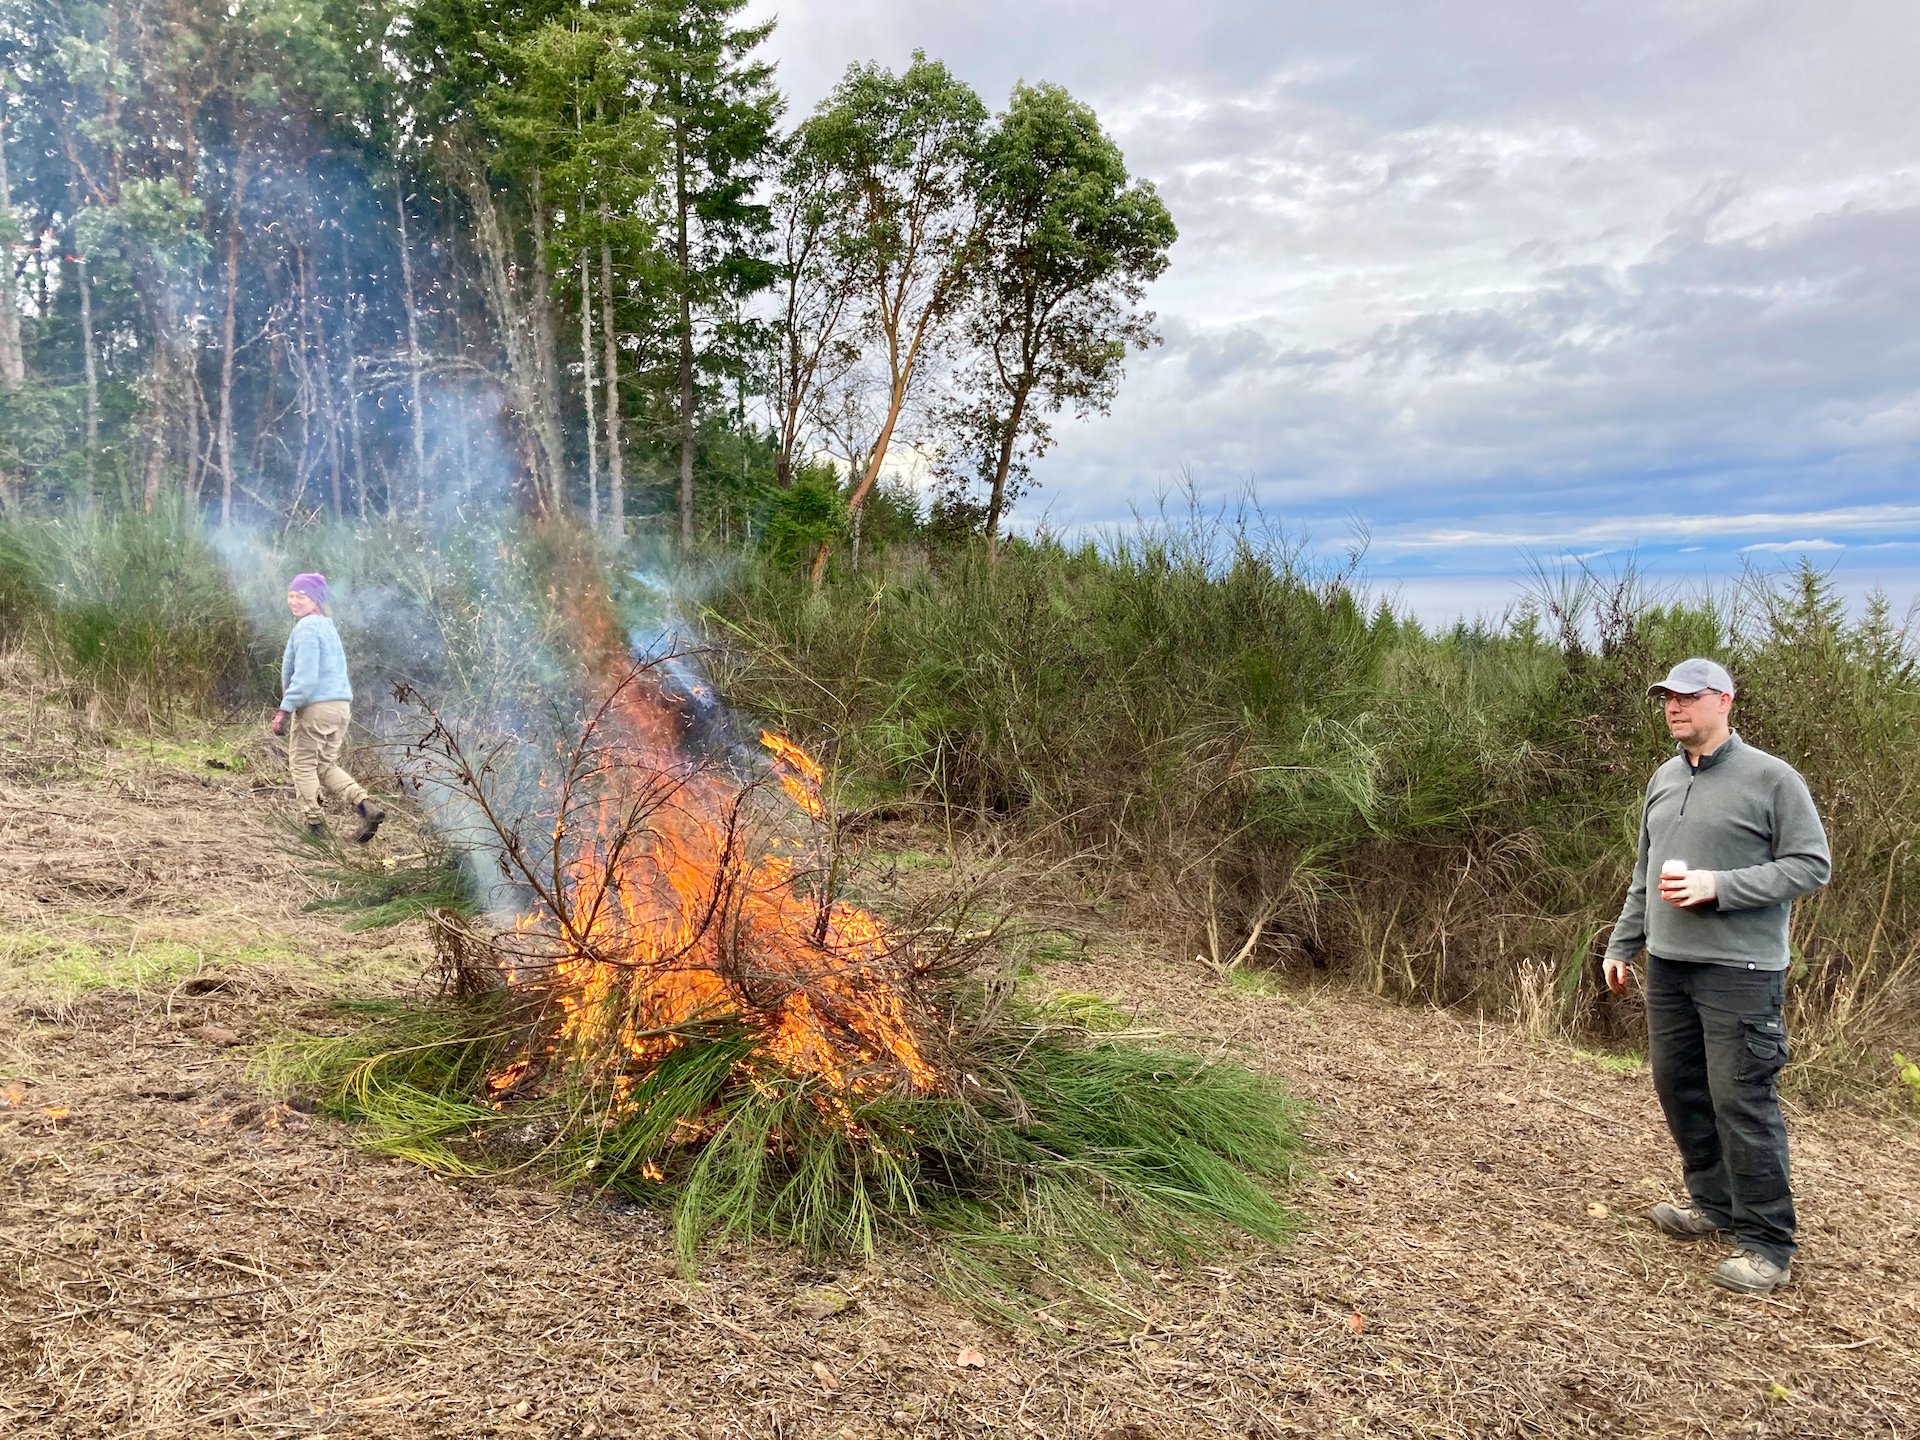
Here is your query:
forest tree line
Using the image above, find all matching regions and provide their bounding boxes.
[0,0,1176,561]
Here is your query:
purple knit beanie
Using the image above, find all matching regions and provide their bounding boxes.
[288,573,329,609]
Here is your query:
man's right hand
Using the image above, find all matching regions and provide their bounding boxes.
[271,709,290,737]
[1603,956,1632,995]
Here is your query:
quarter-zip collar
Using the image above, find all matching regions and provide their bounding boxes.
[1684,730,1743,774]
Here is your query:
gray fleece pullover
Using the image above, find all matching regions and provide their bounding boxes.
[1604,733,1830,971]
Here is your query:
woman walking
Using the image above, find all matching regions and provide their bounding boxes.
[275,572,386,842]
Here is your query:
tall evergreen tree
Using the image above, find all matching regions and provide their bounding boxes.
[631,0,780,545]
[485,6,664,528]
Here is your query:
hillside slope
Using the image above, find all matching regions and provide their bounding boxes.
[3,666,1917,1439]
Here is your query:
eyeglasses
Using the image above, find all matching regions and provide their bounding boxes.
[1655,689,1719,706]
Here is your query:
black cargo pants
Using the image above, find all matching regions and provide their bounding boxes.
[1645,956,1795,1266]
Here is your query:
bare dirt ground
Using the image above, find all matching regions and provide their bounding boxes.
[4,664,1919,1439]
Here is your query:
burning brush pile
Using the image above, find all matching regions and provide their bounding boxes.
[271,567,1305,1316]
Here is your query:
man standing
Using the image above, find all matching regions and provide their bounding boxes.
[1603,657,1830,1294]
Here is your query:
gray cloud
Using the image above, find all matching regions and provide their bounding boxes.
[749,0,1920,612]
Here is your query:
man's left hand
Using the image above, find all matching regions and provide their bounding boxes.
[1659,868,1717,907]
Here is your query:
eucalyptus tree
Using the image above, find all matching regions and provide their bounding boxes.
[795,52,988,578]
[934,81,1174,554]
[766,128,859,493]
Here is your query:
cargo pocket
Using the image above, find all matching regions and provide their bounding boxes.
[1738,1015,1789,1084]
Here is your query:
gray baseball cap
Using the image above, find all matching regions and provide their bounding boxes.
[1648,657,1735,697]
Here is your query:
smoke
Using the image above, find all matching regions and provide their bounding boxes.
[166,119,795,937]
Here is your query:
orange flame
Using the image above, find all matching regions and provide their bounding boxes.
[486,578,940,1110]
[760,729,826,819]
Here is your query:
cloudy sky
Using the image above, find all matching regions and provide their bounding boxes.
[746,0,1920,626]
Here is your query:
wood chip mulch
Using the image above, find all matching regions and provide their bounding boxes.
[2,677,1918,1438]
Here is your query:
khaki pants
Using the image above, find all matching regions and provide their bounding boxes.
[288,700,368,822]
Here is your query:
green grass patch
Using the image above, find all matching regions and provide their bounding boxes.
[2,933,206,997]
[887,849,943,874]
[0,917,410,1004]
[1227,967,1292,999]
[1015,929,1086,970]
[120,729,253,776]
[1573,1046,1646,1077]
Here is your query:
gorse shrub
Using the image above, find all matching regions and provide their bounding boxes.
[0,521,42,645]
[710,532,1920,1098]
[0,500,251,719]
[0,504,600,730]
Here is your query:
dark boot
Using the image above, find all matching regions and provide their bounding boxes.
[1649,1200,1730,1241]
[354,800,387,844]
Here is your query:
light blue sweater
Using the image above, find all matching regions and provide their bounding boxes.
[280,614,353,712]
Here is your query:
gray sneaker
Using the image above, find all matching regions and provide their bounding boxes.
[1714,1250,1791,1294]
[1649,1200,1730,1241]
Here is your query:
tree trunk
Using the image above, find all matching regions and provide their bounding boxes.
[600,234,625,543]
[460,154,559,511]
[0,116,26,389]
[394,174,428,513]
[0,117,23,509]
[78,249,100,497]
[299,236,343,518]
[847,367,914,517]
[339,227,368,520]
[846,306,937,521]
[983,386,1032,560]
[674,116,695,547]
[580,247,598,530]
[141,323,170,512]
[185,356,204,505]
[63,145,104,499]
[215,153,249,526]
[528,169,567,516]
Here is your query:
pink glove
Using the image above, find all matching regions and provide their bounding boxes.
[1659,868,1717,907]
[271,709,291,737]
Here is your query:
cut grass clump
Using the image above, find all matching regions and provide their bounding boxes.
[259,999,524,1169]
[258,1000,1307,1322]
[1574,1046,1646,1077]
[1228,968,1291,999]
